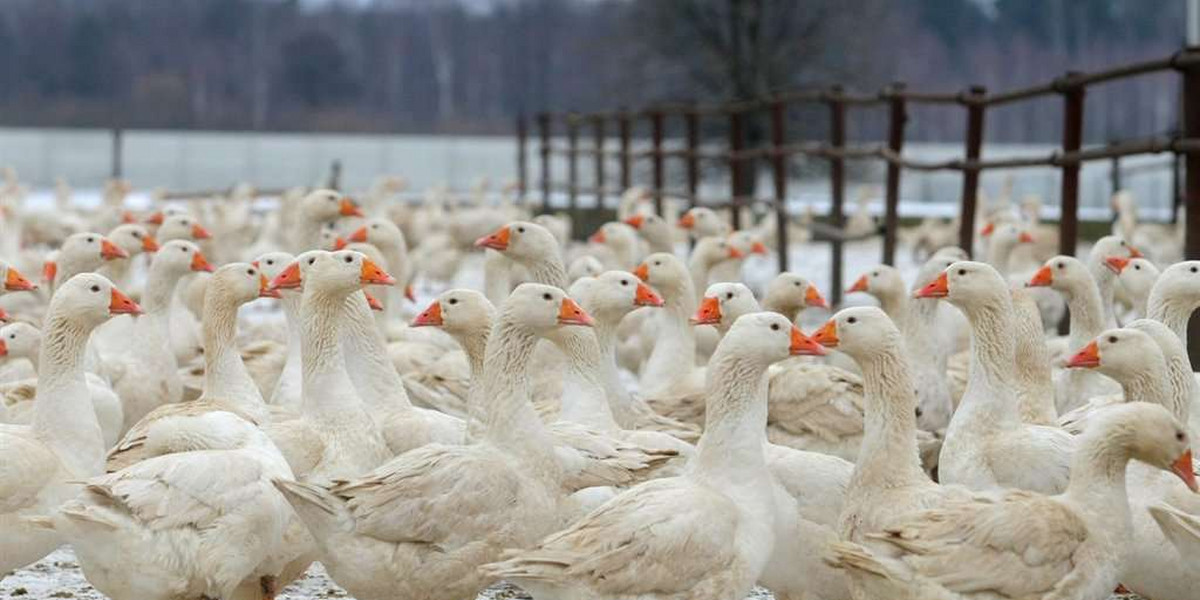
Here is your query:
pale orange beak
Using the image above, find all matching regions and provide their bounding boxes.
[1066,341,1101,369]
[1018,231,1035,243]
[678,212,696,228]
[0,308,8,323]
[806,284,828,308]
[1028,265,1053,287]
[558,297,594,326]
[364,291,384,311]
[100,238,129,260]
[632,263,649,282]
[847,275,869,294]
[42,261,56,284]
[121,211,136,224]
[5,266,36,291]
[411,301,443,327]
[750,241,768,255]
[141,235,159,253]
[812,320,839,348]
[589,229,607,244]
[690,296,722,325]
[1172,450,1198,492]
[269,262,302,290]
[980,222,994,237]
[333,237,348,251]
[623,215,645,229]
[1106,256,1130,274]
[339,197,363,217]
[109,287,143,316]
[191,223,212,240]
[475,226,511,251]
[405,284,416,302]
[791,326,827,356]
[1128,245,1144,258]
[360,258,396,286]
[145,211,164,225]
[190,251,214,273]
[914,271,950,298]
[259,273,281,298]
[727,245,744,259]
[349,226,369,243]
[0,338,7,356]
[635,282,664,307]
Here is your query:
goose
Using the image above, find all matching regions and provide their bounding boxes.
[622,212,674,255]
[292,189,363,253]
[105,262,279,471]
[687,236,743,297]
[48,411,296,600]
[348,218,414,331]
[762,271,828,322]
[273,284,611,600]
[0,273,140,574]
[262,251,393,484]
[918,261,1075,494]
[828,402,1195,600]
[1110,256,1159,320]
[0,322,123,448]
[583,221,640,270]
[1060,322,1200,600]
[636,253,708,424]
[43,232,128,292]
[475,221,568,289]
[260,252,304,411]
[97,223,158,291]
[677,206,730,239]
[567,255,604,283]
[1146,260,1200,343]
[482,312,826,600]
[155,213,213,244]
[708,229,765,284]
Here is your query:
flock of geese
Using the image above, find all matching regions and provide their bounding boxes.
[0,172,1197,600]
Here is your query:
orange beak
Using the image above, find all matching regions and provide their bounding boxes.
[339,197,364,217]
[847,275,869,294]
[364,291,384,311]
[634,282,664,307]
[812,320,839,348]
[1018,231,1035,243]
[558,297,594,326]
[259,273,281,298]
[411,301,443,327]
[1028,265,1053,287]
[1106,256,1130,274]
[0,308,8,323]
[405,284,416,302]
[678,212,696,228]
[806,284,828,308]
[914,271,950,298]
[100,238,129,260]
[270,262,302,290]
[632,263,649,282]
[145,211,164,225]
[750,241,768,255]
[333,237,348,251]
[1172,450,1198,492]
[690,296,722,325]
[0,338,7,356]
[5,266,36,291]
[475,226,511,251]
[1128,245,1144,258]
[360,258,396,286]
[42,261,57,284]
[191,223,212,240]
[623,215,645,229]
[727,245,744,259]
[791,326,827,356]
[141,235,159,253]
[1066,341,1101,369]
[349,226,369,243]
[190,251,214,273]
[589,229,607,244]
[121,211,137,224]
[109,287,143,316]
[980,222,994,237]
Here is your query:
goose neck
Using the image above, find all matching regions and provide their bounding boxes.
[1147,293,1199,344]
[762,296,801,323]
[269,293,303,408]
[201,288,265,419]
[1061,277,1107,349]
[591,313,641,426]
[851,348,928,487]
[553,327,618,430]
[476,319,554,445]
[692,351,770,480]
[32,313,105,474]
[300,287,361,419]
[1087,261,1119,328]
[958,294,1021,426]
[142,264,185,315]
[519,256,567,289]
[1064,435,1134,519]
[874,288,908,326]
[639,281,698,394]
[339,291,412,412]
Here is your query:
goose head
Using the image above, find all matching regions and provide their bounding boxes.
[677,207,726,238]
[412,289,495,336]
[633,252,690,296]
[694,282,757,330]
[847,265,905,300]
[1111,257,1159,298]
[474,221,559,263]
[318,227,348,251]
[986,222,1034,259]
[0,322,40,361]
[0,262,36,292]
[915,261,1007,310]
[764,272,827,311]
[1089,234,1142,265]
[208,262,277,306]
[588,222,638,253]
[689,236,743,269]
[272,250,394,298]
[623,212,672,247]
[45,233,128,283]
[912,250,964,293]
[721,312,825,366]
[567,256,605,284]
[301,189,363,223]
[812,306,903,362]
[53,273,141,328]
[155,240,213,275]
[106,223,158,255]
[728,230,768,257]
[504,283,593,338]
[1026,255,1091,294]
[157,214,212,242]
[574,270,664,325]
[348,218,407,250]
[1148,261,1200,315]
[1066,326,1162,376]
[1088,403,1196,492]
[253,252,297,289]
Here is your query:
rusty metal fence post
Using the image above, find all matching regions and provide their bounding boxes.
[883,84,907,265]
[537,113,551,213]
[958,87,987,254]
[729,109,744,230]
[770,100,790,272]
[651,110,665,216]
[567,115,579,218]
[594,115,606,209]
[619,110,632,193]
[1058,73,1085,259]
[1181,46,1200,368]
[686,109,700,209]
[828,88,846,307]
[516,114,527,200]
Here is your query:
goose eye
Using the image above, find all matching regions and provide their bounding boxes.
[957,269,966,276]
[653,261,661,266]
[1057,263,1064,269]
[1177,431,1186,442]
[914,407,923,418]
[266,260,274,265]
[1108,336,1118,343]
[132,232,140,238]
[793,281,800,286]
[90,285,100,293]
[726,292,734,300]
[247,269,255,276]
[847,317,857,324]
[542,293,552,301]
[87,237,94,243]
[517,227,525,233]
[872,271,878,277]
[770,323,780,331]
[344,256,353,263]
[1133,265,1140,270]
[308,258,316,265]
[8,334,14,339]
[371,224,378,229]
[448,298,458,305]
[1191,267,1198,274]
[620,280,628,286]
